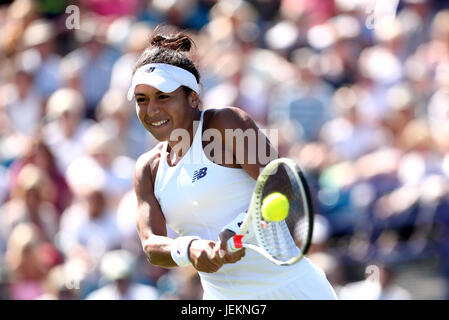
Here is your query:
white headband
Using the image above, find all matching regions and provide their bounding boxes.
[127,63,200,101]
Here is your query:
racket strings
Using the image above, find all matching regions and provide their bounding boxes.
[265,221,300,260]
[259,163,308,262]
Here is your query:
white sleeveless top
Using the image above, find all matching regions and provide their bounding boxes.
[154,109,323,299]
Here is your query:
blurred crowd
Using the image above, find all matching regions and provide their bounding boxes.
[0,0,449,300]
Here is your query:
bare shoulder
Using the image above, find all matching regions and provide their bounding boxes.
[204,107,277,177]
[206,107,254,131]
[135,142,165,186]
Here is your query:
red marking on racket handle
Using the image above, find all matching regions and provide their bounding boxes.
[233,235,243,248]
[226,235,244,252]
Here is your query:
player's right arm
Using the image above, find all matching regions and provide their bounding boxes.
[135,149,224,273]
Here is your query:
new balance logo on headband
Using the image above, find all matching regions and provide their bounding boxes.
[145,66,155,73]
[192,167,207,183]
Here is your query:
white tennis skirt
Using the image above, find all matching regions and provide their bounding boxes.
[202,262,337,300]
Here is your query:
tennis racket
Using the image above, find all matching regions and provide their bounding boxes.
[226,157,314,266]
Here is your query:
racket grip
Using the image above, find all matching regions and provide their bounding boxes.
[227,235,243,252]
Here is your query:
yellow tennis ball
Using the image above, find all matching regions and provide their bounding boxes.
[261,192,289,222]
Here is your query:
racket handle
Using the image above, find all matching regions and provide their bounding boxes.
[227,235,244,252]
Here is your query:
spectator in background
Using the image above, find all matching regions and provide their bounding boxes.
[428,8,449,66]
[428,61,449,140]
[4,223,48,300]
[0,164,58,244]
[109,22,154,92]
[320,86,388,161]
[37,264,80,300]
[42,88,93,172]
[398,0,433,54]
[78,122,135,204]
[59,164,122,268]
[382,83,417,142]
[158,266,204,300]
[317,15,364,87]
[338,264,412,300]
[85,249,159,300]
[95,88,156,160]
[7,137,73,215]
[269,48,334,141]
[0,0,38,58]
[0,68,42,137]
[115,189,140,254]
[67,14,118,119]
[21,19,62,99]
[59,54,84,93]
[147,0,207,30]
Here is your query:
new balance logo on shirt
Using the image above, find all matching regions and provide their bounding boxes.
[192,167,208,183]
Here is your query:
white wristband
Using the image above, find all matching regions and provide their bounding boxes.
[170,236,200,267]
[221,211,246,234]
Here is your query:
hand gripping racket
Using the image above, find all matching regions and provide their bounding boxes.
[226,158,314,266]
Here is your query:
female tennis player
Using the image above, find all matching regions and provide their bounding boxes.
[133,26,337,300]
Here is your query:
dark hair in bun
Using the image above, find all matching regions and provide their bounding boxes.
[133,25,200,87]
[150,34,192,52]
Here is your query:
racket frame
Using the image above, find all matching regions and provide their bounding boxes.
[227,158,314,266]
